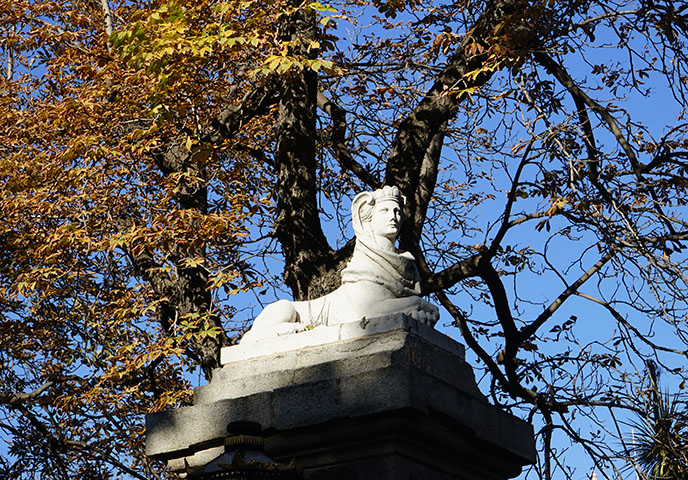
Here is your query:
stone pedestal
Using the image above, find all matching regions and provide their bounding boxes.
[146,315,535,479]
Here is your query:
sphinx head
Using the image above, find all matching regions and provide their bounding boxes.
[352,186,406,247]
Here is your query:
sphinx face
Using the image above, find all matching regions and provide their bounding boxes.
[370,198,402,241]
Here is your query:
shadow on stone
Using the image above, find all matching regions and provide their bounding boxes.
[146,314,535,479]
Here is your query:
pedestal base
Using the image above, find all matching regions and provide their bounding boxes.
[146,315,535,479]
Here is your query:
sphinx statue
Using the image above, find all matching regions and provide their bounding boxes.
[241,186,439,343]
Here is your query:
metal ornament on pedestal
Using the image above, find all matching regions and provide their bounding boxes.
[187,422,301,480]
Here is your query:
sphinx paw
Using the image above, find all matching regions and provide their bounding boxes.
[275,321,306,336]
[410,300,439,327]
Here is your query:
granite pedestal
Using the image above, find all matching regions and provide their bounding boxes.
[146,314,535,479]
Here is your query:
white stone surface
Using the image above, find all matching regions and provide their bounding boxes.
[221,313,461,365]
[241,186,440,343]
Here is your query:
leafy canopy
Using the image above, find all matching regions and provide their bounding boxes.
[2,0,688,479]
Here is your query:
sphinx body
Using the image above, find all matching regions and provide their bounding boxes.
[241,186,439,343]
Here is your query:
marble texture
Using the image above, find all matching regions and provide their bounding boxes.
[241,186,440,343]
[221,313,462,365]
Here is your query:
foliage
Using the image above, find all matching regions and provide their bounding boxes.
[2,0,688,479]
[622,363,688,479]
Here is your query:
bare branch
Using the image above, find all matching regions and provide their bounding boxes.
[534,52,642,176]
[576,292,688,356]
[423,252,484,293]
[406,121,446,252]
[521,249,617,340]
[572,10,638,30]
[435,290,511,390]
[534,53,681,256]
[488,140,533,257]
[100,0,113,38]
[317,92,381,189]
[386,0,538,243]
[480,262,520,342]
[0,381,54,406]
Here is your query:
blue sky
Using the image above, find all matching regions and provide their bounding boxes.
[3,2,687,479]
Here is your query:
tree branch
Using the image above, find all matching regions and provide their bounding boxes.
[435,290,511,389]
[406,121,446,252]
[203,77,280,145]
[423,252,484,293]
[480,261,520,341]
[316,92,381,189]
[5,26,15,80]
[476,261,542,404]
[535,52,680,251]
[99,0,113,38]
[534,52,642,176]
[576,291,688,356]
[0,381,54,406]
[488,140,533,257]
[521,249,616,340]
[386,0,537,250]
[537,51,681,240]
[273,5,333,299]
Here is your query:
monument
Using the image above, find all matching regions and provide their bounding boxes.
[242,186,439,343]
[146,186,535,479]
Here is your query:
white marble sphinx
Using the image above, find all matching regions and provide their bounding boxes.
[241,186,439,343]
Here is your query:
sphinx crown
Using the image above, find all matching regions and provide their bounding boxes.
[372,185,404,204]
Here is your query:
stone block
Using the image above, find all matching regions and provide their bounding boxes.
[146,315,535,479]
